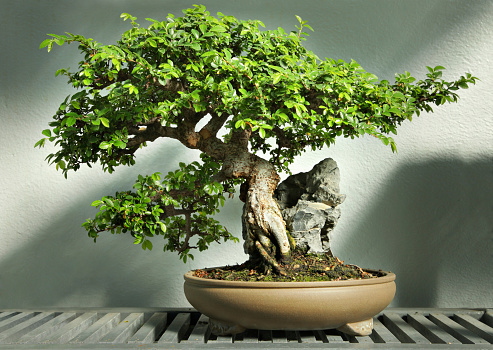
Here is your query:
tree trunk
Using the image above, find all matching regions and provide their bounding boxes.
[199,131,291,274]
[238,156,291,274]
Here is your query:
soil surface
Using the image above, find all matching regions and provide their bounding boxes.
[193,250,386,282]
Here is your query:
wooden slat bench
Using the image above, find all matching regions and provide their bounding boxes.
[0,308,491,349]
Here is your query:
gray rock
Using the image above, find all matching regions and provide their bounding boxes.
[274,158,345,254]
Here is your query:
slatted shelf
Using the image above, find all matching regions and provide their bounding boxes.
[0,308,491,349]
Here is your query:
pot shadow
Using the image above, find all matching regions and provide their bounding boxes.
[338,158,492,307]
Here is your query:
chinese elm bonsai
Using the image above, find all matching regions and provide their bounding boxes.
[37,5,476,278]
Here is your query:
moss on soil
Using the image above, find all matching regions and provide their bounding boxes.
[193,250,385,282]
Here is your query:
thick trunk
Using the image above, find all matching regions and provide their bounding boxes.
[197,129,291,273]
[237,155,291,273]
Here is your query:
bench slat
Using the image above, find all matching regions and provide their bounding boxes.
[127,312,167,344]
[98,313,144,344]
[186,314,210,343]
[0,312,55,343]
[69,312,120,344]
[382,313,430,344]
[18,313,77,343]
[429,313,489,344]
[454,313,493,343]
[157,313,190,343]
[407,313,461,344]
[40,312,98,344]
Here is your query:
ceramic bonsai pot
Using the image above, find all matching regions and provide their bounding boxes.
[184,270,396,336]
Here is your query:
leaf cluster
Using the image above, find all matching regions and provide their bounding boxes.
[82,154,240,262]
[37,6,477,174]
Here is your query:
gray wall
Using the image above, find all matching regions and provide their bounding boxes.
[1,0,492,309]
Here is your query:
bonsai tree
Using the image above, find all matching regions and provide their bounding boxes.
[37,5,476,275]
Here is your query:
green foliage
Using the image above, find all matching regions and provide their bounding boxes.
[38,5,477,259]
[82,154,240,262]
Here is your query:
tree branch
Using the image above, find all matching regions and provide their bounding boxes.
[199,111,229,139]
[272,126,293,149]
[126,122,179,150]
[229,127,252,150]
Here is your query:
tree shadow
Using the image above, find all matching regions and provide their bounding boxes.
[0,140,246,309]
[339,158,492,307]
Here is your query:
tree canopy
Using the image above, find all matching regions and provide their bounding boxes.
[37,5,477,261]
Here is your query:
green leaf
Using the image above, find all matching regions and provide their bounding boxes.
[100,117,110,127]
[223,49,231,61]
[393,92,405,100]
[259,127,266,139]
[56,160,66,170]
[99,141,111,150]
[42,129,52,137]
[91,200,102,207]
[201,51,216,58]
[71,100,80,109]
[199,24,207,34]
[39,38,52,49]
[143,240,153,250]
[191,90,201,101]
[121,13,137,22]
[390,139,398,153]
[66,116,77,127]
[113,140,126,149]
[273,73,282,85]
[34,139,46,148]
[210,25,226,32]
[303,24,314,32]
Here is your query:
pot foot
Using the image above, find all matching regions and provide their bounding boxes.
[336,318,373,336]
[209,318,247,335]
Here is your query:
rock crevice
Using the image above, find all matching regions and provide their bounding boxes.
[274,158,345,254]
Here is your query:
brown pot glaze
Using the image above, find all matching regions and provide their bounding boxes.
[184,269,396,334]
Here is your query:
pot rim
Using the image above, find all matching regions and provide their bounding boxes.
[184,269,396,289]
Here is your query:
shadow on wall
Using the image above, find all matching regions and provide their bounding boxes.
[0,140,245,310]
[1,154,491,309]
[0,141,175,308]
[344,158,492,308]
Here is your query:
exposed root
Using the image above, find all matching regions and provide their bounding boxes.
[286,231,296,250]
[255,241,287,276]
[346,263,372,278]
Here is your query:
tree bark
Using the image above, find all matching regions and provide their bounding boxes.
[229,152,291,273]
[196,128,292,273]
